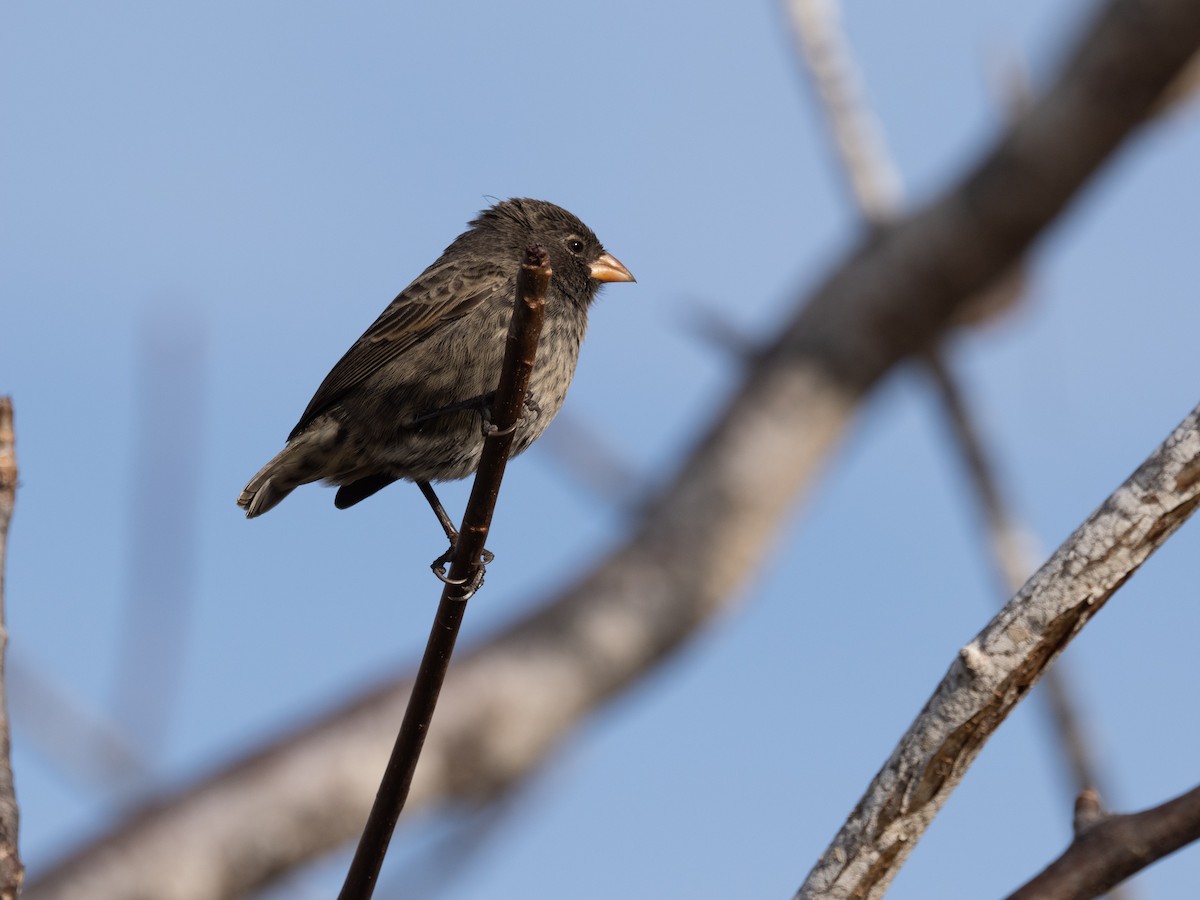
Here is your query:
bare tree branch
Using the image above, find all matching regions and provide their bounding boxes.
[1008,785,1200,899]
[8,654,147,790]
[0,399,25,900]
[797,402,1200,898]
[25,1,1200,897]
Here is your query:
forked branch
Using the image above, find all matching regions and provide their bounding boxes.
[797,404,1200,898]
[1008,785,1200,899]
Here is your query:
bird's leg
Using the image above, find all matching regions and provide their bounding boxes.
[408,392,497,429]
[418,479,458,545]
[408,390,532,438]
[419,480,493,588]
[477,390,539,437]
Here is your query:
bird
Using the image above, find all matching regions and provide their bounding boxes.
[238,197,634,572]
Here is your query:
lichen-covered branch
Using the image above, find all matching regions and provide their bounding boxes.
[797,404,1200,898]
[0,399,24,900]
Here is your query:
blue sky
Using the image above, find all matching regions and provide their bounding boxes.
[4,1,1200,897]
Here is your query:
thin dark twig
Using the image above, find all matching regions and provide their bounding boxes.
[337,248,551,900]
[0,398,25,899]
[1008,784,1200,899]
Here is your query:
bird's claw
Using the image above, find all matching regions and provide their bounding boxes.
[480,393,540,437]
[430,549,467,585]
[482,419,517,437]
[430,545,495,594]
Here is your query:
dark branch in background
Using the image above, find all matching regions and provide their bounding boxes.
[1153,49,1200,114]
[537,410,643,512]
[114,309,206,769]
[1008,784,1200,900]
[920,353,1032,594]
[0,399,25,899]
[337,246,551,900]
[24,2,1200,898]
[8,655,146,790]
[377,784,530,900]
[796,401,1200,898]
[786,0,1117,817]
[922,354,1111,798]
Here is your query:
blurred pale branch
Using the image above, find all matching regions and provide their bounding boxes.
[9,654,146,790]
[783,0,901,221]
[798,400,1200,898]
[24,0,1200,897]
[787,0,1117,814]
[1009,784,1200,899]
[0,399,24,899]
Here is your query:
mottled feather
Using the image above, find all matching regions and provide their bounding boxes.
[290,259,508,440]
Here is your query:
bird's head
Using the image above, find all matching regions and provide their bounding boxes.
[472,198,634,306]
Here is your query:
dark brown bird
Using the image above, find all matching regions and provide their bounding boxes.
[238,198,634,545]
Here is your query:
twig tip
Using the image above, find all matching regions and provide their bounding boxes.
[523,244,550,269]
[1073,786,1108,834]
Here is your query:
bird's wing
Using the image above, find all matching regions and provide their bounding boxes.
[288,259,510,439]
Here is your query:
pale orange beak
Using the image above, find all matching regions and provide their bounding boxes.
[589,252,636,283]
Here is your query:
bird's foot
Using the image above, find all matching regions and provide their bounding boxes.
[430,543,495,597]
[524,392,542,418]
[481,416,517,438]
[480,392,539,437]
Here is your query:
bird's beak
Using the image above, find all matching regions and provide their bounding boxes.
[589,252,636,283]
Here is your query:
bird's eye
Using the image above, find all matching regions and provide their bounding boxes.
[567,238,585,255]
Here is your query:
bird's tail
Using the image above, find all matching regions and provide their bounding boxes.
[238,431,329,518]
